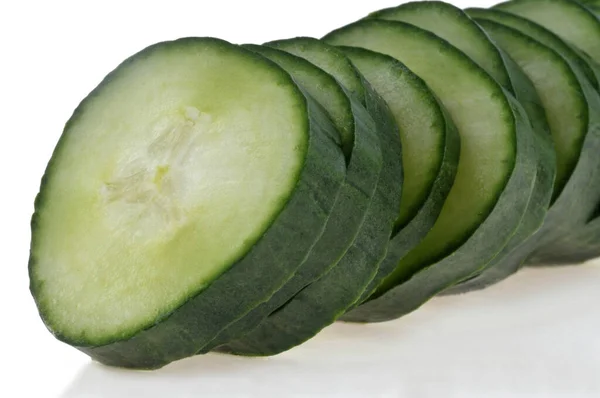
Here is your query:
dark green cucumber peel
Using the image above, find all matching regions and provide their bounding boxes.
[491,0,600,265]
[334,47,460,308]
[456,6,600,278]
[366,1,554,296]
[196,43,385,354]
[578,0,600,14]
[267,37,367,104]
[465,8,599,89]
[495,0,600,65]
[29,38,347,369]
[325,20,538,322]
[368,0,513,89]
[445,20,563,293]
[218,74,402,356]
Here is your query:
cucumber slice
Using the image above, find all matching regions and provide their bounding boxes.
[325,20,538,322]
[495,0,600,65]
[369,1,511,89]
[367,0,555,297]
[28,37,347,369]
[267,37,367,104]
[217,39,447,356]
[488,2,600,265]
[220,72,402,357]
[467,8,599,88]
[197,43,386,353]
[454,7,600,282]
[447,17,592,291]
[338,47,460,306]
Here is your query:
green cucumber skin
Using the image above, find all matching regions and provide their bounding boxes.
[465,8,599,89]
[30,38,347,369]
[444,27,556,294]
[323,20,537,322]
[365,2,553,296]
[445,53,554,293]
[487,4,600,265]
[196,43,384,354]
[368,1,513,90]
[344,93,538,322]
[461,8,600,270]
[330,46,460,308]
[526,94,600,265]
[266,37,367,104]
[76,94,345,368]
[578,0,600,15]
[218,75,403,356]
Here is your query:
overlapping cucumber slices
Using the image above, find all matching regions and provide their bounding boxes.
[29,38,350,369]
[324,17,539,321]
[216,38,457,355]
[30,0,600,369]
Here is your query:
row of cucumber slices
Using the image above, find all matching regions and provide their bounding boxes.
[29,0,600,369]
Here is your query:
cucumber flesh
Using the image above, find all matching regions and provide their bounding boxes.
[491,0,600,265]
[197,43,385,353]
[466,8,599,89]
[369,1,512,89]
[325,20,538,321]
[29,37,346,369]
[218,38,456,355]
[267,37,367,104]
[495,0,600,65]
[219,70,402,356]
[336,46,460,307]
[368,1,554,297]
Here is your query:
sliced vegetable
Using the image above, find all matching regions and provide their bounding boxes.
[325,19,538,322]
[367,0,554,296]
[338,47,460,306]
[491,0,600,265]
[198,42,387,353]
[495,0,600,64]
[28,37,347,369]
[218,39,449,355]
[448,8,600,289]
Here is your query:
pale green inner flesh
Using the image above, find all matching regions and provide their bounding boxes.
[341,48,445,227]
[480,22,586,196]
[497,0,600,64]
[33,43,307,342]
[267,38,366,103]
[326,22,515,291]
[466,8,599,89]
[373,4,512,89]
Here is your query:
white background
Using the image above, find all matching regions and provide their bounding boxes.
[1,0,600,397]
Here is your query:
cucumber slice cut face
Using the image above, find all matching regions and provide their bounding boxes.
[368,1,555,297]
[467,8,599,88]
[217,39,443,356]
[267,37,367,104]
[336,47,460,306]
[325,20,538,322]
[483,3,600,265]
[495,0,600,65]
[446,15,590,292]
[369,1,512,89]
[29,38,347,369]
[197,42,387,354]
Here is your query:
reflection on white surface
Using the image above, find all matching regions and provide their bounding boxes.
[56,264,600,398]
